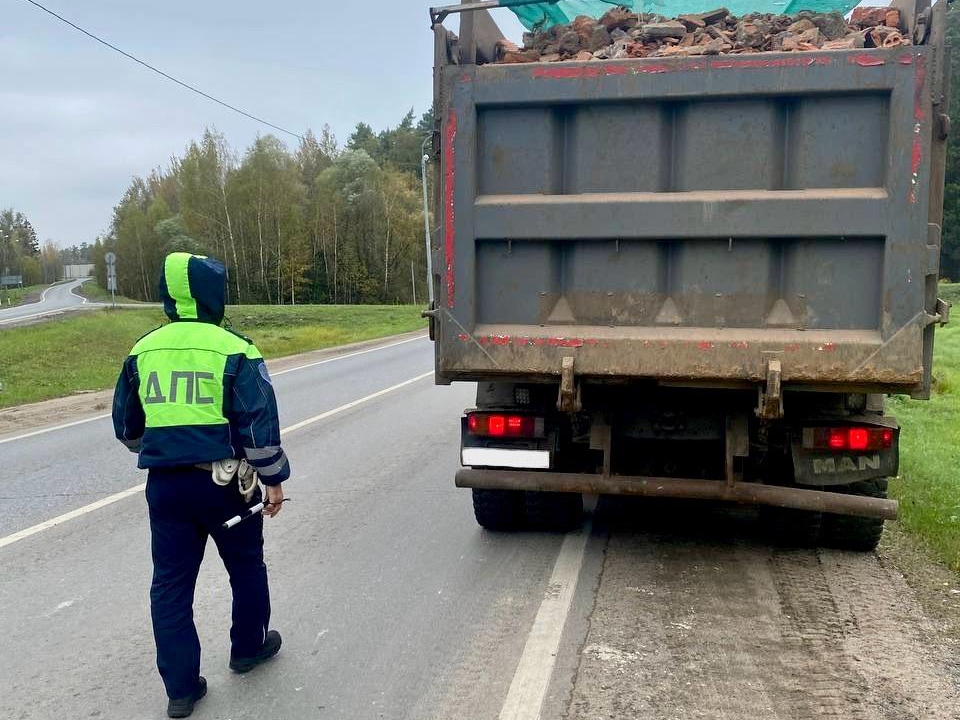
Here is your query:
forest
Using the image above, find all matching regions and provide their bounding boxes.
[3,109,434,305]
[90,109,436,305]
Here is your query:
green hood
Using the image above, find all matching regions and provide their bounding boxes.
[158,252,227,324]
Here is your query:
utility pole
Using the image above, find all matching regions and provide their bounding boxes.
[411,260,417,305]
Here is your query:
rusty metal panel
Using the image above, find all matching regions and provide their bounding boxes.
[434,47,941,392]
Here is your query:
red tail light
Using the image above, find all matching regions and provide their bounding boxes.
[806,426,895,452]
[467,413,544,438]
[828,428,847,449]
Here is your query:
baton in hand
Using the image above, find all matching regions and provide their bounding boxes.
[222,499,289,530]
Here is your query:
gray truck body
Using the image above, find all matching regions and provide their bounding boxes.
[431,12,948,397]
[428,3,950,539]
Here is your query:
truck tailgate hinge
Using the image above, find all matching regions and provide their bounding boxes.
[928,298,951,327]
[557,356,582,413]
[757,359,784,420]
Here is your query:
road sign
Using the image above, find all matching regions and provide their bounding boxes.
[104,252,118,306]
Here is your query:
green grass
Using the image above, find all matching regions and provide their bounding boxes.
[75,280,142,304]
[937,281,960,307]
[0,305,426,408]
[0,283,50,308]
[889,319,960,572]
[224,304,426,358]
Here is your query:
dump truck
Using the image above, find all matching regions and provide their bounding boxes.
[425,0,951,550]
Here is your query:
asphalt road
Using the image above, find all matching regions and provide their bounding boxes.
[2,334,958,720]
[0,335,604,720]
[0,278,90,326]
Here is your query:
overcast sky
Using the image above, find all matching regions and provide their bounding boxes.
[1,1,525,247]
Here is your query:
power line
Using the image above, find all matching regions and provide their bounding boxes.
[19,0,304,142]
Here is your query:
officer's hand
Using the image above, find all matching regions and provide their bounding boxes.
[264,484,284,518]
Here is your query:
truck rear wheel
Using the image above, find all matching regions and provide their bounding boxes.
[821,478,888,551]
[525,491,583,532]
[760,505,823,548]
[472,489,525,530]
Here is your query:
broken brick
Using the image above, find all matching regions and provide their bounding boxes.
[599,7,638,32]
[821,34,865,50]
[679,14,706,30]
[787,18,816,34]
[558,30,581,55]
[851,7,887,28]
[699,8,730,25]
[494,8,919,66]
[641,21,688,39]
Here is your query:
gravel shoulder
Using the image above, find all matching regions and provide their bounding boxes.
[566,498,960,720]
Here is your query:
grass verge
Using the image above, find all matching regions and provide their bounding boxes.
[0,305,426,408]
[75,280,142,304]
[0,283,51,308]
[888,319,960,572]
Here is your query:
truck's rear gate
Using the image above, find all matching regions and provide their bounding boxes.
[435,42,944,396]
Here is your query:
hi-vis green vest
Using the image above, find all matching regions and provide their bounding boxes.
[132,323,263,430]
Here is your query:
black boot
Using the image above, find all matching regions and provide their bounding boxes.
[229,630,282,673]
[167,676,207,718]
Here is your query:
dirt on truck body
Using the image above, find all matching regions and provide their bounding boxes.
[427,0,951,549]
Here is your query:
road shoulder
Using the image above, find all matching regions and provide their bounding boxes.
[564,499,960,720]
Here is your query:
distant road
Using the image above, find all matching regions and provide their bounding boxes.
[0,279,91,327]
[0,279,154,328]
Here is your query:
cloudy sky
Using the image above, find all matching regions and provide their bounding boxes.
[1,0,525,247]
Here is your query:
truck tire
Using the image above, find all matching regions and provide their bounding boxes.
[821,478,888,551]
[524,491,583,532]
[760,505,823,548]
[472,489,525,530]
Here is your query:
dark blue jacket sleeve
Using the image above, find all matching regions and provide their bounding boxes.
[112,356,144,453]
[226,353,290,485]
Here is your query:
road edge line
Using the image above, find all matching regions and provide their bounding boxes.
[499,519,593,720]
[0,413,113,446]
[0,484,146,549]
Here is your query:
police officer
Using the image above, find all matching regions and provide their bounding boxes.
[112,252,290,718]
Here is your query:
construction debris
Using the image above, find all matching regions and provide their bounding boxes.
[495,7,912,63]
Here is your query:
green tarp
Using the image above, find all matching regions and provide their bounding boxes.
[507,0,862,30]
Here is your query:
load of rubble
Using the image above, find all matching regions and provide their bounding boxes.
[496,6,910,62]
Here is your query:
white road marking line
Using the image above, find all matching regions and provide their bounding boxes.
[280,371,434,435]
[0,370,434,549]
[0,413,113,445]
[0,306,71,325]
[0,484,146,550]
[0,334,430,444]
[270,334,427,377]
[0,281,74,324]
[70,280,89,305]
[499,519,593,720]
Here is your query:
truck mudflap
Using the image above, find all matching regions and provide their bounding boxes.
[790,417,899,486]
[455,469,899,521]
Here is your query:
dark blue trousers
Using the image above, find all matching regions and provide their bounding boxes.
[146,466,271,699]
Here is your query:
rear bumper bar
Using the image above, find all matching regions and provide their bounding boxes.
[455,469,898,520]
